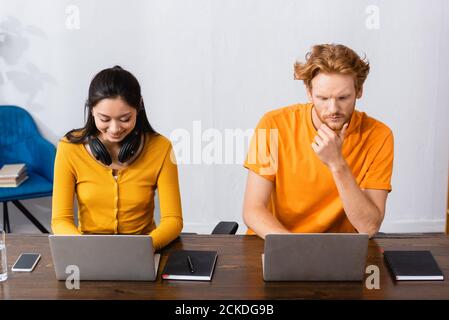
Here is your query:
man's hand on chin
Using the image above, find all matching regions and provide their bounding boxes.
[311,122,349,171]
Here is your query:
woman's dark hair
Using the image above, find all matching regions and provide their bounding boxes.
[65,65,157,143]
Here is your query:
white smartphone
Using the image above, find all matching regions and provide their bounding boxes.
[11,253,41,272]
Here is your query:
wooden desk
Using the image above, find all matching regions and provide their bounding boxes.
[1,234,448,300]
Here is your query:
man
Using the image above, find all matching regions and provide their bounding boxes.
[243,44,394,239]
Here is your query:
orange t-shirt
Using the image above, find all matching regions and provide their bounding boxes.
[244,103,394,234]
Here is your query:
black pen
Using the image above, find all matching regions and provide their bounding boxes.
[187,255,195,273]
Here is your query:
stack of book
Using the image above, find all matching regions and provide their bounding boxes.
[0,163,29,187]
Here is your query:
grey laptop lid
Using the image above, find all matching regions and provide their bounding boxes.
[263,233,369,281]
[49,235,160,281]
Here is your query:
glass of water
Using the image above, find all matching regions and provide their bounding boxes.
[0,230,7,281]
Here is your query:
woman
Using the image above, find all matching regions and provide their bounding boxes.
[51,66,183,250]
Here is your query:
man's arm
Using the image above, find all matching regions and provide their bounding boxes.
[330,162,387,237]
[242,170,290,239]
[312,123,387,237]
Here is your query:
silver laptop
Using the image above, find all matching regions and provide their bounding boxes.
[49,235,160,281]
[262,233,369,281]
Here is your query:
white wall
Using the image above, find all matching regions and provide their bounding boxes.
[1,0,448,234]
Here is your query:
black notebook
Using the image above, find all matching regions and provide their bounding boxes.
[162,250,218,281]
[384,250,444,281]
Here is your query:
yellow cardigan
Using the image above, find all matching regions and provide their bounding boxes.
[51,133,183,250]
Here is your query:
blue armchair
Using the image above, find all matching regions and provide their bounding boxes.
[0,105,55,233]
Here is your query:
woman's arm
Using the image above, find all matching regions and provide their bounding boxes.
[149,145,183,250]
[51,142,81,234]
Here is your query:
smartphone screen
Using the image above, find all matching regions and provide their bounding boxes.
[12,253,41,271]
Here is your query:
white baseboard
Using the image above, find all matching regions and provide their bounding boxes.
[183,219,447,235]
[182,222,246,235]
[379,219,446,233]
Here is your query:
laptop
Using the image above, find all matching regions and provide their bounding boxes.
[49,235,160,281]
[262,233,369,281]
